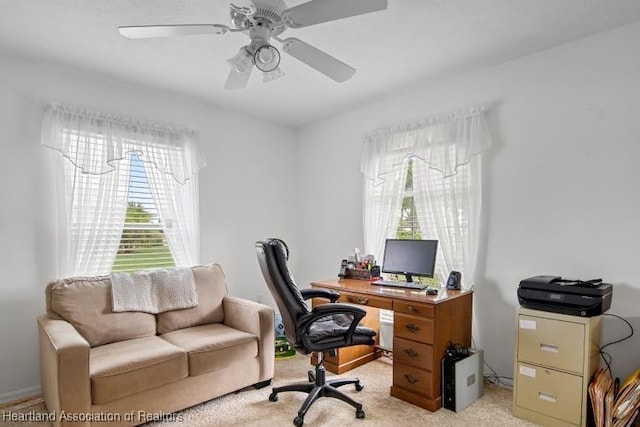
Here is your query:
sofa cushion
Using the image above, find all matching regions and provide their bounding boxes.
[157,264,228,334]
[161,323,258,376]
[90,336,188,404]
[46,276,156,347]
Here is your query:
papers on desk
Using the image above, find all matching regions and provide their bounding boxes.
[590,367,640,427]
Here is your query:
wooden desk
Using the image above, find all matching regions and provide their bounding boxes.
[310,278,473,411]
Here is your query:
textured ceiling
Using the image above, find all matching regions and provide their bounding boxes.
[1,0,640,127]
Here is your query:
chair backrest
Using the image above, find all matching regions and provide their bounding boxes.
[255,239,309,350]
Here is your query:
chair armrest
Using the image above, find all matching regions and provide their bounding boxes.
[37,315,91,425]
[308,303,367,318]
[222,296,275,382]
[300,288,340,302]
[297,303,368,349]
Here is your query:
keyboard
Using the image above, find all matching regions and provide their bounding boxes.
[371,280,427,290]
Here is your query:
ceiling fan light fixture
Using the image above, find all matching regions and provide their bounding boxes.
[227,46,253,73]
[263,67,285,83]
[253,44,280,73]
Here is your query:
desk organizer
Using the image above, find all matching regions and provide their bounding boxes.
[345,268,371,280]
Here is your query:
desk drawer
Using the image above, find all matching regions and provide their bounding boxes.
[394,313,434,344]
[339,292,392,310]
[393,363,435,398]
[394,301,434,318]
[393,338,433,370]
[517,315,585,373]
[515,362,583,425]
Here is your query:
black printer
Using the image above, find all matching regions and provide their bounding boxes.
[518,275,612,317]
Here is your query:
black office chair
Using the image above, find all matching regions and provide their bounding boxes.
[256,238,376,427]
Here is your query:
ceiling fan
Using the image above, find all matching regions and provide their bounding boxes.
[118,0,388,89]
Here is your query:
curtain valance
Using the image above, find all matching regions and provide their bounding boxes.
[361,107,491,184]
[41,103,205,184]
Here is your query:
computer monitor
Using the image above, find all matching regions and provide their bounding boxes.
[381,239,438,283]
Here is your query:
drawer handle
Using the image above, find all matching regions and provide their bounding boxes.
[404,374,418,384]
[405,323,419,333]
[404,348,418,358]
[538,391,557,403]
[540,343,560,353]
[356,297,369,305]
[408,306,416,313]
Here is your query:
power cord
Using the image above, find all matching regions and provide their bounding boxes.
[452,338,513,388]
[599,313,634,376]
[470,336,513,388]
[483,359,513,389]
[445,341,469,358]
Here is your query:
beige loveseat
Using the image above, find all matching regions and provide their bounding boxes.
[37,264,275,427]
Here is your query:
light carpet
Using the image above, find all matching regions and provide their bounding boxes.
[1,354,538,427]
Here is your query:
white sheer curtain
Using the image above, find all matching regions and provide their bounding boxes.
[361,128,413,260]
[41,103,205,276]
[59,152,130,276]
[413,158,480,285]
[145,143,200,267]
[362,165,407,262]
[362,107,491,287]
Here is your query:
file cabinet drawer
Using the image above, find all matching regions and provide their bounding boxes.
[517,315,584,373]
[515,362,583,425]
[394,313,434,344]
[393,338,433,370]
[394,301,434,318]
[339,292,392,310]
[393,364,435,398]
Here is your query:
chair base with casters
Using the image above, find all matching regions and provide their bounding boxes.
[268,352,365,427]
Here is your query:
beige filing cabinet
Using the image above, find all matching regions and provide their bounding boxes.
[513,308,601,426]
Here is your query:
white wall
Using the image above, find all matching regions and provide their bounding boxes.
[295,21,640,382]
[0,52,296,401]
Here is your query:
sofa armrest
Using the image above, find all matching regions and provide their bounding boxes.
[38,315,91,426]
[222,296,275,382]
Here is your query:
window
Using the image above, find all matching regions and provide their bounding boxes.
[362,108,491,287]
[396,158,421,240]
[112,153,175,272]
[395,157,470,250]
[412,154,472,282]
[42,104,204,276]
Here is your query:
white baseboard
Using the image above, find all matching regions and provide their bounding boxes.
[0,385,41,404]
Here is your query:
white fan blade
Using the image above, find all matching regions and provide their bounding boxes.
[281,37,355,83]
[118,24,228,39]
[282,0,387,28]
[251,0,286,11]
[225,67,253,90]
